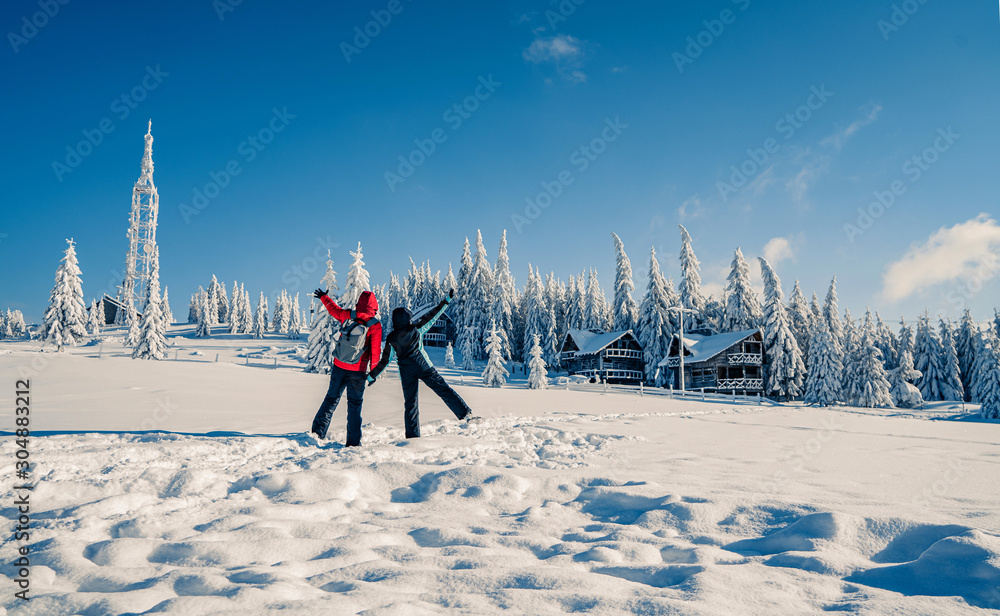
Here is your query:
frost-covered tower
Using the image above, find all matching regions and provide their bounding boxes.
[119,120,160,314]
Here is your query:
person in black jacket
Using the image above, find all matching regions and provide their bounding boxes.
[367,289,473,437]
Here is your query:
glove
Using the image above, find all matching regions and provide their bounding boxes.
[367,376,376,387]
[314,288,327,299]
[449,288,455,299]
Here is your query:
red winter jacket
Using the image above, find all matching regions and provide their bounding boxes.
[320,291,382,372]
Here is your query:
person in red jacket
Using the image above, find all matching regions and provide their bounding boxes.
[310,288,382,446]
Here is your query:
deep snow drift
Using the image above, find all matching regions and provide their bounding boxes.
[1,327,998,615]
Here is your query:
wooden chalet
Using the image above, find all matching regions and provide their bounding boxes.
[659,328,765,394]
[560,328,644,384]
[90,294,132,325]
[409,301,456,347]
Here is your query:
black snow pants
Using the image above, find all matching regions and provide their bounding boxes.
[400,367,471,438]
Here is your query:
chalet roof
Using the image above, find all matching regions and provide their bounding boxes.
[658,328,760,367]
[564,329,635,354]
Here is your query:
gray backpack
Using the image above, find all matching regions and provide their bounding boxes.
[334,311,378,364]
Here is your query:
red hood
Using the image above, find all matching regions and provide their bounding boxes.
[356,291,378,318]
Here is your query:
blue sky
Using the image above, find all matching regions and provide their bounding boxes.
[3,0,999,325]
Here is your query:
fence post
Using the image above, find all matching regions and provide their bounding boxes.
[174,350,179,361]
[603,378,608,394]
[640,381,644,397]
[273,357,277,369]
[215,353,219,363]
[701,388,705,401]
[757,393,761,406]
[98,341,104,359]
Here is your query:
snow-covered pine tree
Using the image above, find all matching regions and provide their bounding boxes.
[482,322,508,388]
[977,329,1000,418]
[610,233,639,333]
[584,269,611,331]
[459,325,478,371]
[217,278,229,324]
[454,237,474,337]
[546,273,567,356]
[823,277,844,352]
[251,293,267,340]
[970,327,991,403]
[724,248,762,332]
[188,294,199,324]
[88,298,103,335]
[527,334,548,389]
[123,297,141,348]
[443,264,458,301]
[803,320,844,406]
[995,308,1000,338]
[521,266,547,364]
[563,274,584,331]
[240,286,253,334]
[133,248,168,359]
[262,296,270,332]
[230,281,239,326]
[160,287,173,326]
[841,309,864,405]
[678,224,707,316]
[341,242,371,308]
[638,247,672,385]
[758,257,806,400]
[914,315,947,401]
[810,292,822,325]
[538,268,560,366]
[194,291,212,338]
[938,318,965,401]
[875,312,898,371]
[856,309,894,408]
[466,230,495,359]
[42,239,89,351]
[11,310,26,338]
[898,318,914,358]
[1,311,11,339]
[955,309,978,402]
[444,341,456,368]
[206,275,221,326]
[491,231,516,360]
[288,293,302,339]
[787,280,812,362]
[889,349,924,408]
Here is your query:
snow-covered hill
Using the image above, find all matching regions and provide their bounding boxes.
[1,328,997,615]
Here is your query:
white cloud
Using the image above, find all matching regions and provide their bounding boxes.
[677,195,706,221]
[523,34,583,63]
[881,214,1000,302]
[822,103,882,150]
[762,236,797,265]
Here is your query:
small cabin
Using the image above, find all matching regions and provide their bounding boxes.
[561,329,644,384]
[659,328,764,394]
[90,294,133,325]
[409,301,456,347]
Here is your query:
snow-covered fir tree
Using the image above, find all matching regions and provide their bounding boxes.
[444,341,456,368]
[305,258,339,372]
[977,330,1000,419]
[677,224,707,317]
[206,275,221,325]
[758,257,805,400]
[914,315,948,401]
[466,230,494,359]
[491,231,516,360]
[545,273,567,357]
[42,239,89,351]
[160,287,173,326]
[537,268,560,366]
[803,320,844,406]
[637,247,672,385]
[970,327,991,403]
[610,233,639,333]
[88,298,103,335]
[889,349,924,408]
[939,318,965,402]
[195,291,212,338]
[875,313,898,371]
[288,293,302,339]
[454,237,474,337]
[563,274,585,331]
[521,266,552,365]
[481,322,508,388]
[341,242,371,308]
[855,309,894,408]
[11,310,26,338]
[133,248,168,360]
[240,286,253,334]
[273,290,290,334]
[898,318,914,358]
[822,277,844,352]
[841,309,864,405]
[459,325,478,371]
[251,293,267,340]
[217,278,229,324]
[584,269,611,331]
[955,309,978,402]
[188,294,199,324]
[1,311,11,339]
[787,280,812,363]
[229,284,242,334]
[123,297,141,347]
[809,292,822,325]
[527,334,549,389]
[724,248,761,332]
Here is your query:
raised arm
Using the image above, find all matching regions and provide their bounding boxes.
[367,344,396,383]
[315,288,349,323]
[415,290,454,334]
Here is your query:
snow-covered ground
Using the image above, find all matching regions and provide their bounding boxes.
[1,327,998,615]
